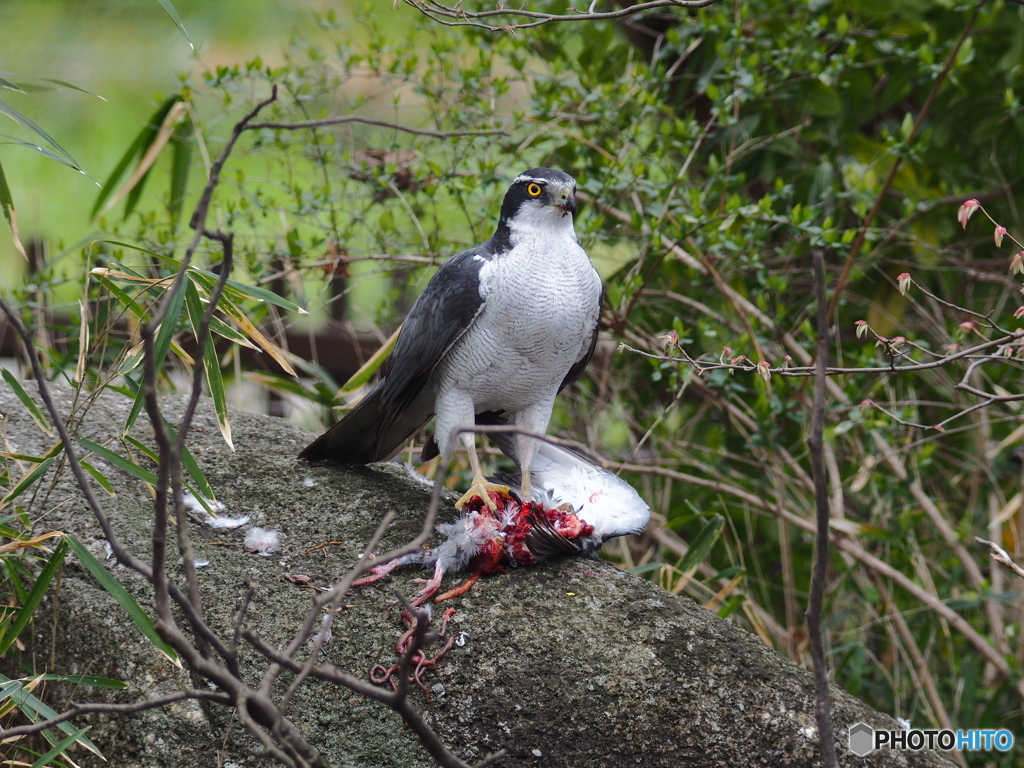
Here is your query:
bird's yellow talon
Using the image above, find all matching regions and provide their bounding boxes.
[455,479,510,511]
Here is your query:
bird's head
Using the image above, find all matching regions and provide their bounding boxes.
[500,168,578,236]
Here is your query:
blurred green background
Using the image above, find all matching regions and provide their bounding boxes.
[0,0,352,282]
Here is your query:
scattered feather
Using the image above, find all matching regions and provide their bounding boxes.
[182,492,226,516]
[204,514,251,530]
[244,527,281,556]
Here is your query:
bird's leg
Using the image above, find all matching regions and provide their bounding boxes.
[520,465,532,505]
[454,433,508,511]
[513,402,552,504]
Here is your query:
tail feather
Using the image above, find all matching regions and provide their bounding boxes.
[299,386,433,463]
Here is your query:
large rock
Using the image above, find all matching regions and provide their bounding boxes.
[2,384,953,767]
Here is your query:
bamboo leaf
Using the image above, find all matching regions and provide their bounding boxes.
[0,76,25,93]
[154,420,217,501]
[185,282,233,449]
[64,535,179,666]
[124,275,187,433]
[0,672,104,757]
[341,325,400,393]
[155,0,195,50]
[0,99,86,173]
[93,273,151,321]
[0,538,67,656]
[90,95,180,220]
[75,438,157,487]
[0,530,63,556]
[119,101,190,219]
[245,371,337,403]
[676,515,725,574]
[1,368,51,434]
[91,239,175,266]
[74,299,90,386]
[31,673,127,689]
[209,315,259,349]
[0,71,105,99]
[80,459,116,495]
[188,267,309,315]
[1,456,58,507]
[210,296,298,376]
[169,114,193,229]
[30,725,90,768]
[0,160,27,260]
[0,132,87,174]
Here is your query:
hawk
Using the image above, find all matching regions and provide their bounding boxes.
[299,168,603,509]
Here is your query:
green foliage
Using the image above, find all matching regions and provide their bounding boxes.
[3,0,1024,763]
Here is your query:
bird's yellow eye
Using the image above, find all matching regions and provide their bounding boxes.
[526,183,543,197]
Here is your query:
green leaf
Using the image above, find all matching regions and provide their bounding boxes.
[152,422,216,502]
[2,559,29,607]
[81,459,116,495]
[169,114,193,229]
[341,326,398,394]
[0,157,15,229]
[155,0,195,51]
[0,672,104,758]
[1,368,52,434]
[0,132,88,173]
[185,281,233,449]
[0,75,25,93]
[209,315,259,348]
[0,538,67,656]
[90,95,180,220]
[93,273,151,322]
[65,535,179,666]
[0,99,87,174]
[124,274,187,433]
[245,371,337,404]
[30,673,127,689]
[0,70,105,99]
[117,434,213,510]
[1,455,58,507]
[121,434,159,466]
[30,725,91,768]
[676,515,724,574]
[75,437,157,487]
[188,267,309,315]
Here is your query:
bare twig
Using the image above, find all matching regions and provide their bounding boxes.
[977,537,1024,580]
[248,115,506,138]
[401,0,728,32]
[805,250,838,767]
[0,690,231,741]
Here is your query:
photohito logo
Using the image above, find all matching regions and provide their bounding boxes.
[848,723,1014,756]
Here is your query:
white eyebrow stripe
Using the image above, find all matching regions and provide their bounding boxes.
[513,175,550,184]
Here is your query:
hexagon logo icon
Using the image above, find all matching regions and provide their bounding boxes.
[849,723,874,756]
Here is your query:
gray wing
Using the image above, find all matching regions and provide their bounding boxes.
[299,246,489,463]
[377,247,489,418]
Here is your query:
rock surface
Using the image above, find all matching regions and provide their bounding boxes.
[2,384,954,767]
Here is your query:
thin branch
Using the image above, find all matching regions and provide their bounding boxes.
[806,250,838,768]
[977,537,1024,580]
[248,116,506,139]
[0,690,231,740]
[402,0,727,31]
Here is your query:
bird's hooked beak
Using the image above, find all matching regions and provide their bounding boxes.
[552,186,576,218]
